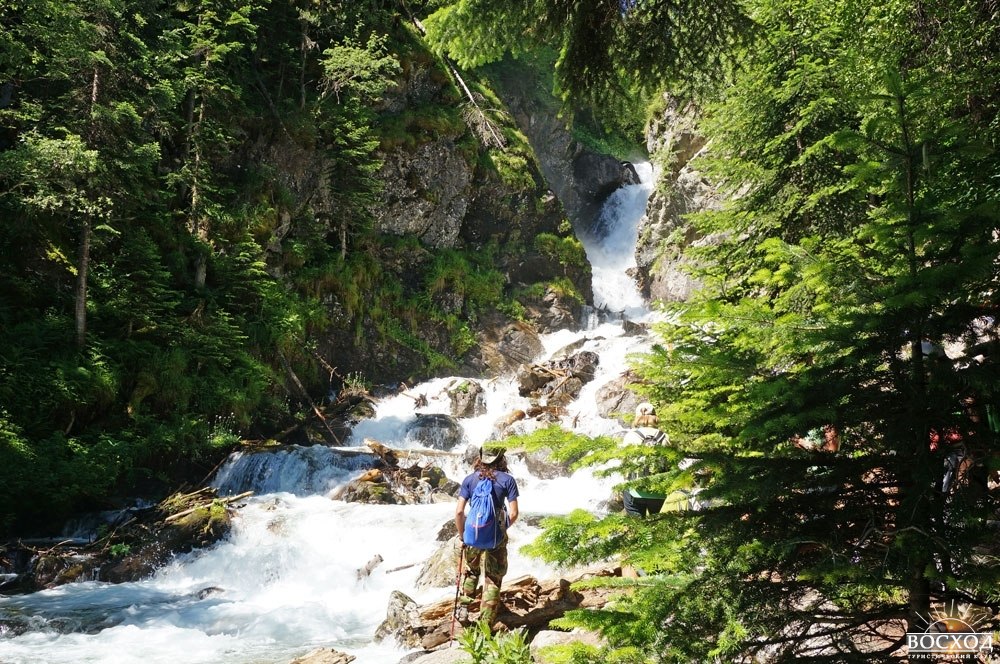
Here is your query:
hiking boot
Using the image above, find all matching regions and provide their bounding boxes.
[455,605,471,625]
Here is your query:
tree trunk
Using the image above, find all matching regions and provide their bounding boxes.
[75,216,90,349]
[300,21,309,110]
[75,66,100,349]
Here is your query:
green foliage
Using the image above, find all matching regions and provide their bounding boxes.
[533,234,587,270]
[534,641,603,664]
[506,0,1000,661]
[457,620,531,664]
[426,249,506,316]
[502,425,615,469]
[486,150,536,192]
[319,33,400,104]
[423,0,750,106]
[2,0,535,534]
[377,102,467,150]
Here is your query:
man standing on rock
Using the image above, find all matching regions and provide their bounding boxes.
[454,445,519,631]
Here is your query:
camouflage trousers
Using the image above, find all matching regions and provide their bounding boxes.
[459,536,509,627]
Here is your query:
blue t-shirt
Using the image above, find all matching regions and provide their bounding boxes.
[459,470,519,506]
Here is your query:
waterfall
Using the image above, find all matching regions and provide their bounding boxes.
[579,162,655,324]
[0,164,658,664]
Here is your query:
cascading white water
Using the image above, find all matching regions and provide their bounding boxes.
[579,162,656,323]
[0,163,658,664]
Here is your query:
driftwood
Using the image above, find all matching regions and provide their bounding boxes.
[377,567,620,650]
[289,648,356,664]
[356,554,384,580]
[365,439,400,467]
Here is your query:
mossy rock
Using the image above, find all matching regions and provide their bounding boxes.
[100,502,232,583]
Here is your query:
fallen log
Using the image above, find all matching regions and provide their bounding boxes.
[375,566,620,650]
[164,491,253,523]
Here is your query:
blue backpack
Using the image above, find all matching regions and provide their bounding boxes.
[463,478,503,549]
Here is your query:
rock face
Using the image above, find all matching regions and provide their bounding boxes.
[269,38,590,387]
[469,315,544,378]
[635,95,723,304]
[486,60,640,231]
[374,141,473,249]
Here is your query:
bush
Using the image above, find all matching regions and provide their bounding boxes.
[458,620,531,664]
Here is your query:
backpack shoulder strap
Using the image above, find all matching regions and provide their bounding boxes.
[641,429,667,445]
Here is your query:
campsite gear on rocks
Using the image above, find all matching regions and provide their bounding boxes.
[454,446,520,631]
[622,403,670,516]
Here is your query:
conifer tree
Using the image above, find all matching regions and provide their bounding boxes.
[525,0,1000,660]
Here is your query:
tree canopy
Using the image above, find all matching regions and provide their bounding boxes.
[0,0,563,534]
[423,0,750,104]
[506,0,1000,660]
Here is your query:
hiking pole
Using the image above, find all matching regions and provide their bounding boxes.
[449,542,465,644]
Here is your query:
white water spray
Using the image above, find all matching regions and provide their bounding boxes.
[579,162,655,322]
[0,164,658,664]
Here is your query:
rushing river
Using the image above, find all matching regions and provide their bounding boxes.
[0,164,657,664]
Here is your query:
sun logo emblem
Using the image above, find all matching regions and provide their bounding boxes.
[907,602,996,662]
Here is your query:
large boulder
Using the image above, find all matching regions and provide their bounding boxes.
[415,536,462,590]
[7,489,243,591]
[100,500,233,583]
[594,370,645,424]
[522,448,573,480]
[520,286,583,334]
[374,590,424,647]
[405,414,467,451]
[471,317,544,377]
[446,380,486,419]
[516,351,600,406]
[489,410,526,439]
[333,469,400,505]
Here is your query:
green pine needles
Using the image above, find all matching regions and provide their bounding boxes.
[475,0,1000,661]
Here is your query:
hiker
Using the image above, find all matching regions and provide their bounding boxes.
[622,403,669,516]
[454,445,519,630]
